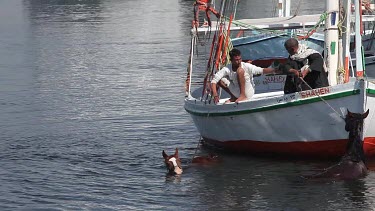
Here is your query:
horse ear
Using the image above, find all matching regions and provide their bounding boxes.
[363,109,370,119]
[162,150,168,159]
[174,148,179,157]
[346,109,353,117]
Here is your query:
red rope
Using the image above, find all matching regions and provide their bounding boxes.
[202,34,217,97]
[298,29,316,40]
[214,22,224,69]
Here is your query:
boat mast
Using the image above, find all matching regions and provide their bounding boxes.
[325,0,340,86]
[353,0,367,138]
[354,0,365,78]
[342,0,351,83]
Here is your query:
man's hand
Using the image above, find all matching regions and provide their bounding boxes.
[213,95,219,104]
[211,83,219,104]
[300,68,309,78]
[289,68,301,77]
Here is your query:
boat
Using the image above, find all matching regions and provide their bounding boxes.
[184,0,375,158]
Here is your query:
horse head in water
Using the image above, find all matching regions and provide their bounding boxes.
[162,148,183,175]
[336,109,370,179]
[344,109,370,163]
[306,109,369,180]
[162,148,221,175]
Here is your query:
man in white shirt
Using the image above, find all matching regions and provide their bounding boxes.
[211,48,278,104]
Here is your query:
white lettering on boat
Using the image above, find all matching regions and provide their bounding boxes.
[254,75,287,91]
[264,75,286,84]
[300,87,331,99]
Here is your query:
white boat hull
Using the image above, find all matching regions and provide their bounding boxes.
[185,79,375,158]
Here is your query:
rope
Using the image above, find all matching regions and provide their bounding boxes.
[189,136,202,164]
[222,11,328,40]
[202,0,236,101]
[293,0,303,17]
[223,16,287,37]
[299,12,328,40]
[299,78,345,120]
[189,111,211,164]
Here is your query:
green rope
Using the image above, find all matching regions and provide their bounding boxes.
[223,16,286,36]
[303,12,328,39]
[222,11,329,39]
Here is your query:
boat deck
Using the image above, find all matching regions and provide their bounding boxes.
[217,91,285,105]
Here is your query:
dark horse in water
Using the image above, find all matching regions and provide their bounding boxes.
[306,109,370,180]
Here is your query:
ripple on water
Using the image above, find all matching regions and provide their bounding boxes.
[2,0,375,210]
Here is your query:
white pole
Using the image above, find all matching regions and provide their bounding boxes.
[355,0,364,78]
[278,0,283,17]
[284,0,291,17]
[187,36,196,98]
[325,0,340,86]
[342,0,351,83]
[278,0,291,17]
[353,0,366,120]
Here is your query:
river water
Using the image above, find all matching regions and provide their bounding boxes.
[2,0,375,210]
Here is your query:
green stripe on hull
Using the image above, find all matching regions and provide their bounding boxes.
[367,88,375,95]
[186,89,360,117]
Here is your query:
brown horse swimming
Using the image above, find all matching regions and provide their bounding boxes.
[306,109,369,180]
[162,148,183,175]
[162,148,220,175]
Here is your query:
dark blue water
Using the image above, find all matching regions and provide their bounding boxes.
[2,0,375,210]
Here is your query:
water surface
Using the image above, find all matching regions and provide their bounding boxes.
[1,0,375,210]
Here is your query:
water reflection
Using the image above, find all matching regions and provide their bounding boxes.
[4,0,375,210]
[344,179,368,205]
[186,154,375,210]
[24,0,104,23]
[165,174,182,184]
